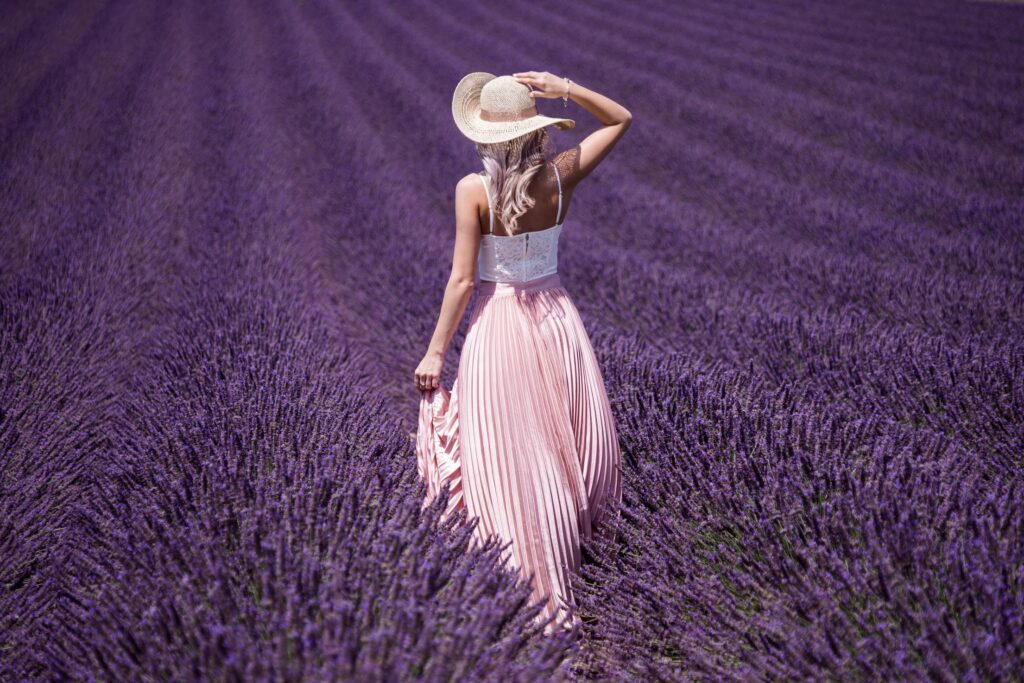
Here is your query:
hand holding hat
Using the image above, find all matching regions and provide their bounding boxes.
[452,71,575,144]
[512,71,571,100]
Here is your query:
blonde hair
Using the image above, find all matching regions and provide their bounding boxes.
[476,127,551,236]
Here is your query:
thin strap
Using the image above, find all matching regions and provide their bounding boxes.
[552,162,563,225]
[478,173,494,234]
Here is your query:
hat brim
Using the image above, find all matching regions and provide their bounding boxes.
[452,71,575,144]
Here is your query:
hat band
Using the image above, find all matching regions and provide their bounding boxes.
[479,105,539,122]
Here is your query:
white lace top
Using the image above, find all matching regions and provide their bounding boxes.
[477,162,563,284]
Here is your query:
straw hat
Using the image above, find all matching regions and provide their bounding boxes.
[452,72,575,144]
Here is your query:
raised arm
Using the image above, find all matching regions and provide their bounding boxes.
[415,173,482,392]
[513,71,632,188]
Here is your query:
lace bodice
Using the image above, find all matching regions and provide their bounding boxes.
[477,163,563,284]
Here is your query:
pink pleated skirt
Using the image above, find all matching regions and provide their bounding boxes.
[416,272,623,634]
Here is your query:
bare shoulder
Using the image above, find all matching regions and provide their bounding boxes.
[454,172,487,220]
[457,172,484,193]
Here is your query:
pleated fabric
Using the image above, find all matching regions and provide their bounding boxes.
[416,272,622,634]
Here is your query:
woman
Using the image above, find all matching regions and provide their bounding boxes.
[414,70,632,635]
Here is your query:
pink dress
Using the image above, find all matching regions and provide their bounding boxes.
[416,161,623,634]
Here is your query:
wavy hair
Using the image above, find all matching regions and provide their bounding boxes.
[475,127,552,236]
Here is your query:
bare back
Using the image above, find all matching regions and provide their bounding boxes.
[476,120,630,236]
[477,157,574,237]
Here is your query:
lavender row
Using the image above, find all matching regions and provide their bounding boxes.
[649,0,1024,90]
[576,337,1021,679]
[1,0,187,670]
[571,0,1024,193]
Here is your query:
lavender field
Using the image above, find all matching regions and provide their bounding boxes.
[2,0,1023,679]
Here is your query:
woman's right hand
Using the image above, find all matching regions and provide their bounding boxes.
[513,71,569,100]
[414,350,443,393]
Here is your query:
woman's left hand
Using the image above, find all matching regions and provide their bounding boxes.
[513,71,568,99]
[414,351,443,393]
